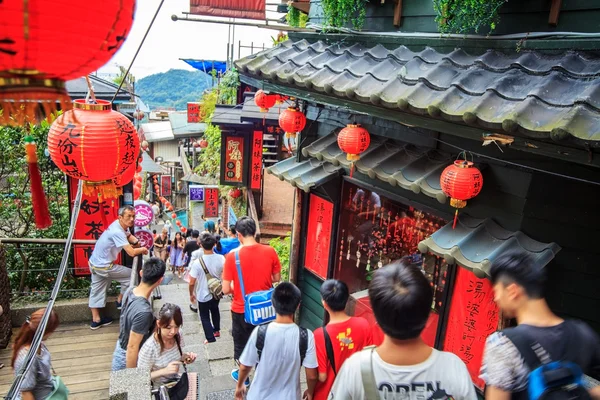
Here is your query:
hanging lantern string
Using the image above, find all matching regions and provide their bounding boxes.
[85,75,97,104]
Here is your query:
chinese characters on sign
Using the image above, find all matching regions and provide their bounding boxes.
[222,135,245,185]
[189,185,205,202]
[161,175,171,197]
[442,267,499,389]
[304,195,334,280]
[205,187,219,218]
[133,200,154,227]
[134,228,155,249]
[250,130,263,190]
[187,102,200,123]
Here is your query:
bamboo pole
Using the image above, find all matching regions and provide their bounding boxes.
[289,188,302,285]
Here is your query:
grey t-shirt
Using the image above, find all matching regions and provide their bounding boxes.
[14,344,54,400]
[118,288,155,350]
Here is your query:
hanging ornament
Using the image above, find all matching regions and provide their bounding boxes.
[23,136,52,229]
[337,124,371,178]
[0,0,136,126]
[133,110,145,121]
[278,107,306,139]
[275,94,288,105]
[254,90,277,112]
[439,157,483,229]
[171,213,177,219]
[229,188,242,199]
[47,99,140,199]
[176,220,182,227]
[199,139,208,148]
[114,163,136,188]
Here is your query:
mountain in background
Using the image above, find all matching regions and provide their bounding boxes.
[136,69,212,110]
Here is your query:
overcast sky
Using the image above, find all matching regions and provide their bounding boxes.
[99,0,282,79]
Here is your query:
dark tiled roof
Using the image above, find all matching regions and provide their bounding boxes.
[418,216,561,278]
[212,105,252,128]
[66,76,131,102]
[241,92,294,123]
[266,156,342,192]
[302,132,451,203]
[236,39,600,143]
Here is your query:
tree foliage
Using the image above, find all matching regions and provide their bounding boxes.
[136,69,212,110]
[434,0,507,34]
[269,235,291,281]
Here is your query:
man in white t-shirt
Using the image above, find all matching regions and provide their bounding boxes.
[235,282,318,400]
[329,258,477,400]
[189,232,225,344]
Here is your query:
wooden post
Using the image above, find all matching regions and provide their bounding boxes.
[393,0,403,28]
[289,188,303,285]
[548,0,562,26]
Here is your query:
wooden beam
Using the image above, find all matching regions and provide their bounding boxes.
[290,1,310,14]
[549,0,562,26]
[393,0,403,27]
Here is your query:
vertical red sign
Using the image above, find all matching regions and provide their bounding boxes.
[250,131,263,190]
[222,135,245,185]
[443,267,499,389]
[187,102,200,123]
[161,175,171,197]
[69,177,120,276]
[304,195,333,280]
[205,187,219,217]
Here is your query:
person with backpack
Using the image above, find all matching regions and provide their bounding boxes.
[329,258,476,399]
[188,232,225,344]
[480,252,600,400]
[222,216,281,386]
[234,282,318,400]
[313,279,373,400]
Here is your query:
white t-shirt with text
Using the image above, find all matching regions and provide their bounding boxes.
[240,322,318,400]
[329,348,477,400]
[189,253,225,303]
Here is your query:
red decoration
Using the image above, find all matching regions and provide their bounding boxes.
[337,124,371,177]
[222,134,245,185]
[24,136,52,229]
[0,1,135,126]
[250,131,263,190]
[180,226,187,233]
[199,139,208,148]
[48,99,139,199]
[161,175,171,196]
[254,90,276,112]
[278,107,306,138]
[205,187,219,217]
[171,213,177,219]
[304,195,333,280]
[229,188,242,199]
[190,0,266,20]
[133,110,145,121]
[133,186,141,200]
[187,102,200,123]
[440,159,483,228]
[275,94,287,105]
[114,163,136,188]
[176,220,182,226]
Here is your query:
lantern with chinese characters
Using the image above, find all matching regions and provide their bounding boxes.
[279,107,306,139]
[337,124,371,177]
[47,99,140,199]
[440,159,483,229]
[0,0,136,126]
[254,90,276,112]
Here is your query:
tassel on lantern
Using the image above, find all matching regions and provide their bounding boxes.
[24,136,52,229]
[0,80,72,126]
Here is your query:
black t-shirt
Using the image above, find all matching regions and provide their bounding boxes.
[118,288,154,350]
[183,241,200,266]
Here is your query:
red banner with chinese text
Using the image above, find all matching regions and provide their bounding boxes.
[304,195,333,280]
[205,187,219,217]
[250,131,263,190]
[443,267,499,389]
[189,0,265,20]
[222,135,245,185]
[161,175,171,197]
[69,177,120,276]
[187,103,200,123]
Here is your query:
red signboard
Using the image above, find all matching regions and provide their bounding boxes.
[222,135,245,185]
[205,187,219,218]
[69,177,120,276]
[250,130,263,190]
[161,175,171,197]
[187,102,200,123]
[190,0,265,20]
[443,267,500,389]
[304,195,333,280]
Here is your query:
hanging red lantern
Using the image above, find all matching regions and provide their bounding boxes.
[337,124,371,177]
[165,201,172,209]
[180,227,187,233]
[47,99,140,199]
[254,90,277,112]
[168,206,174,211]
[440,159,484,229]
[176,220,182,227]
[171,213,177,219]
[279,107,306,139]
[199,139,208,148]
[275,94,288,105]
[0,1,136,126]
[114,163,136,188]
[133,185,141,200]
[229,188,242,199]
[160,197,166,203]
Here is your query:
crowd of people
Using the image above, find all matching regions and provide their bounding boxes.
[9,210,600,399]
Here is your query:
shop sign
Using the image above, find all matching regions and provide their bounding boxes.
[250,130,263,190]
[134,228,154,249]
[443,267,499,389]
[187,102,200,123]
[220,133,246,186]
[133,200,154,227]
[205,187,219,218]
[189,185,205,202]
[161,175,171,197]
[304,194,334,280]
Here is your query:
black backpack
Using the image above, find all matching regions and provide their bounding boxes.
[256,324,308,365]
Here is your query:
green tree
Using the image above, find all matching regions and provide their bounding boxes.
[269,235,291,281]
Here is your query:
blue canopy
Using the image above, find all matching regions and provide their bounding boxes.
[181,59,228,75]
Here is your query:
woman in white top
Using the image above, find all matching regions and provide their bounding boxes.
[138,303,197,385]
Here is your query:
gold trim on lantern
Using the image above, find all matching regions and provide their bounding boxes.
[450,198,467,208]
[73,99,112,111]
[454,160,474,169]
[0,76,64,90]
[346,154,360,162]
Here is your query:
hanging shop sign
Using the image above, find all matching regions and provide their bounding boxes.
[133,200,154,227]
[189,185,205,202]
[304,195,334,280]
[69,177,121,276]
[189,0,266,20]
[187,102,200,123]
[134,228,155,249]
[205,187,219,218]
[443,267,499,389]
[220,133,247,187]
[161,175,171,197]
[250,130,263,191]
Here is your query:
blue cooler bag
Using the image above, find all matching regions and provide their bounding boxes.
[235,251,275,325]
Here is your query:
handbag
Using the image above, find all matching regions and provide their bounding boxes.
[199,256,223,300]
[234,251,275,325]
[46,365,69,400]
[167,335,190,400]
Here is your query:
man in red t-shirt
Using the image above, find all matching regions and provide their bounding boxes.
[222,216,281,386]
[313,279,373,400]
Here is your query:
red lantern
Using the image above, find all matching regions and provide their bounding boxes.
[133,186,141,200]
[160,197,166,203]
[176,220,182,227]
[0,1,136,126]
[171,213,177,219]
[279,107,306,139]
[337,124,371,177]
[275,94,287,105]
[181,227,187,233]
[165,202,172,209]
[229,188,242,199]
[48,99,140,198]
[168,206,174,211]
[133,110,145,121]
[254,90,277,112]
[199,139,208,148]
[114,163,136,188]
[440,159,484,229]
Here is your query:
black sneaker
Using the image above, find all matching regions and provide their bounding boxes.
[90,317,113,330]
[115,300,122,310]
[189,304,198,313]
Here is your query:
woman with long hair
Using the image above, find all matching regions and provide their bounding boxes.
[169,232,183,275]
[12,308,62,400]
[138,304,197,388]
